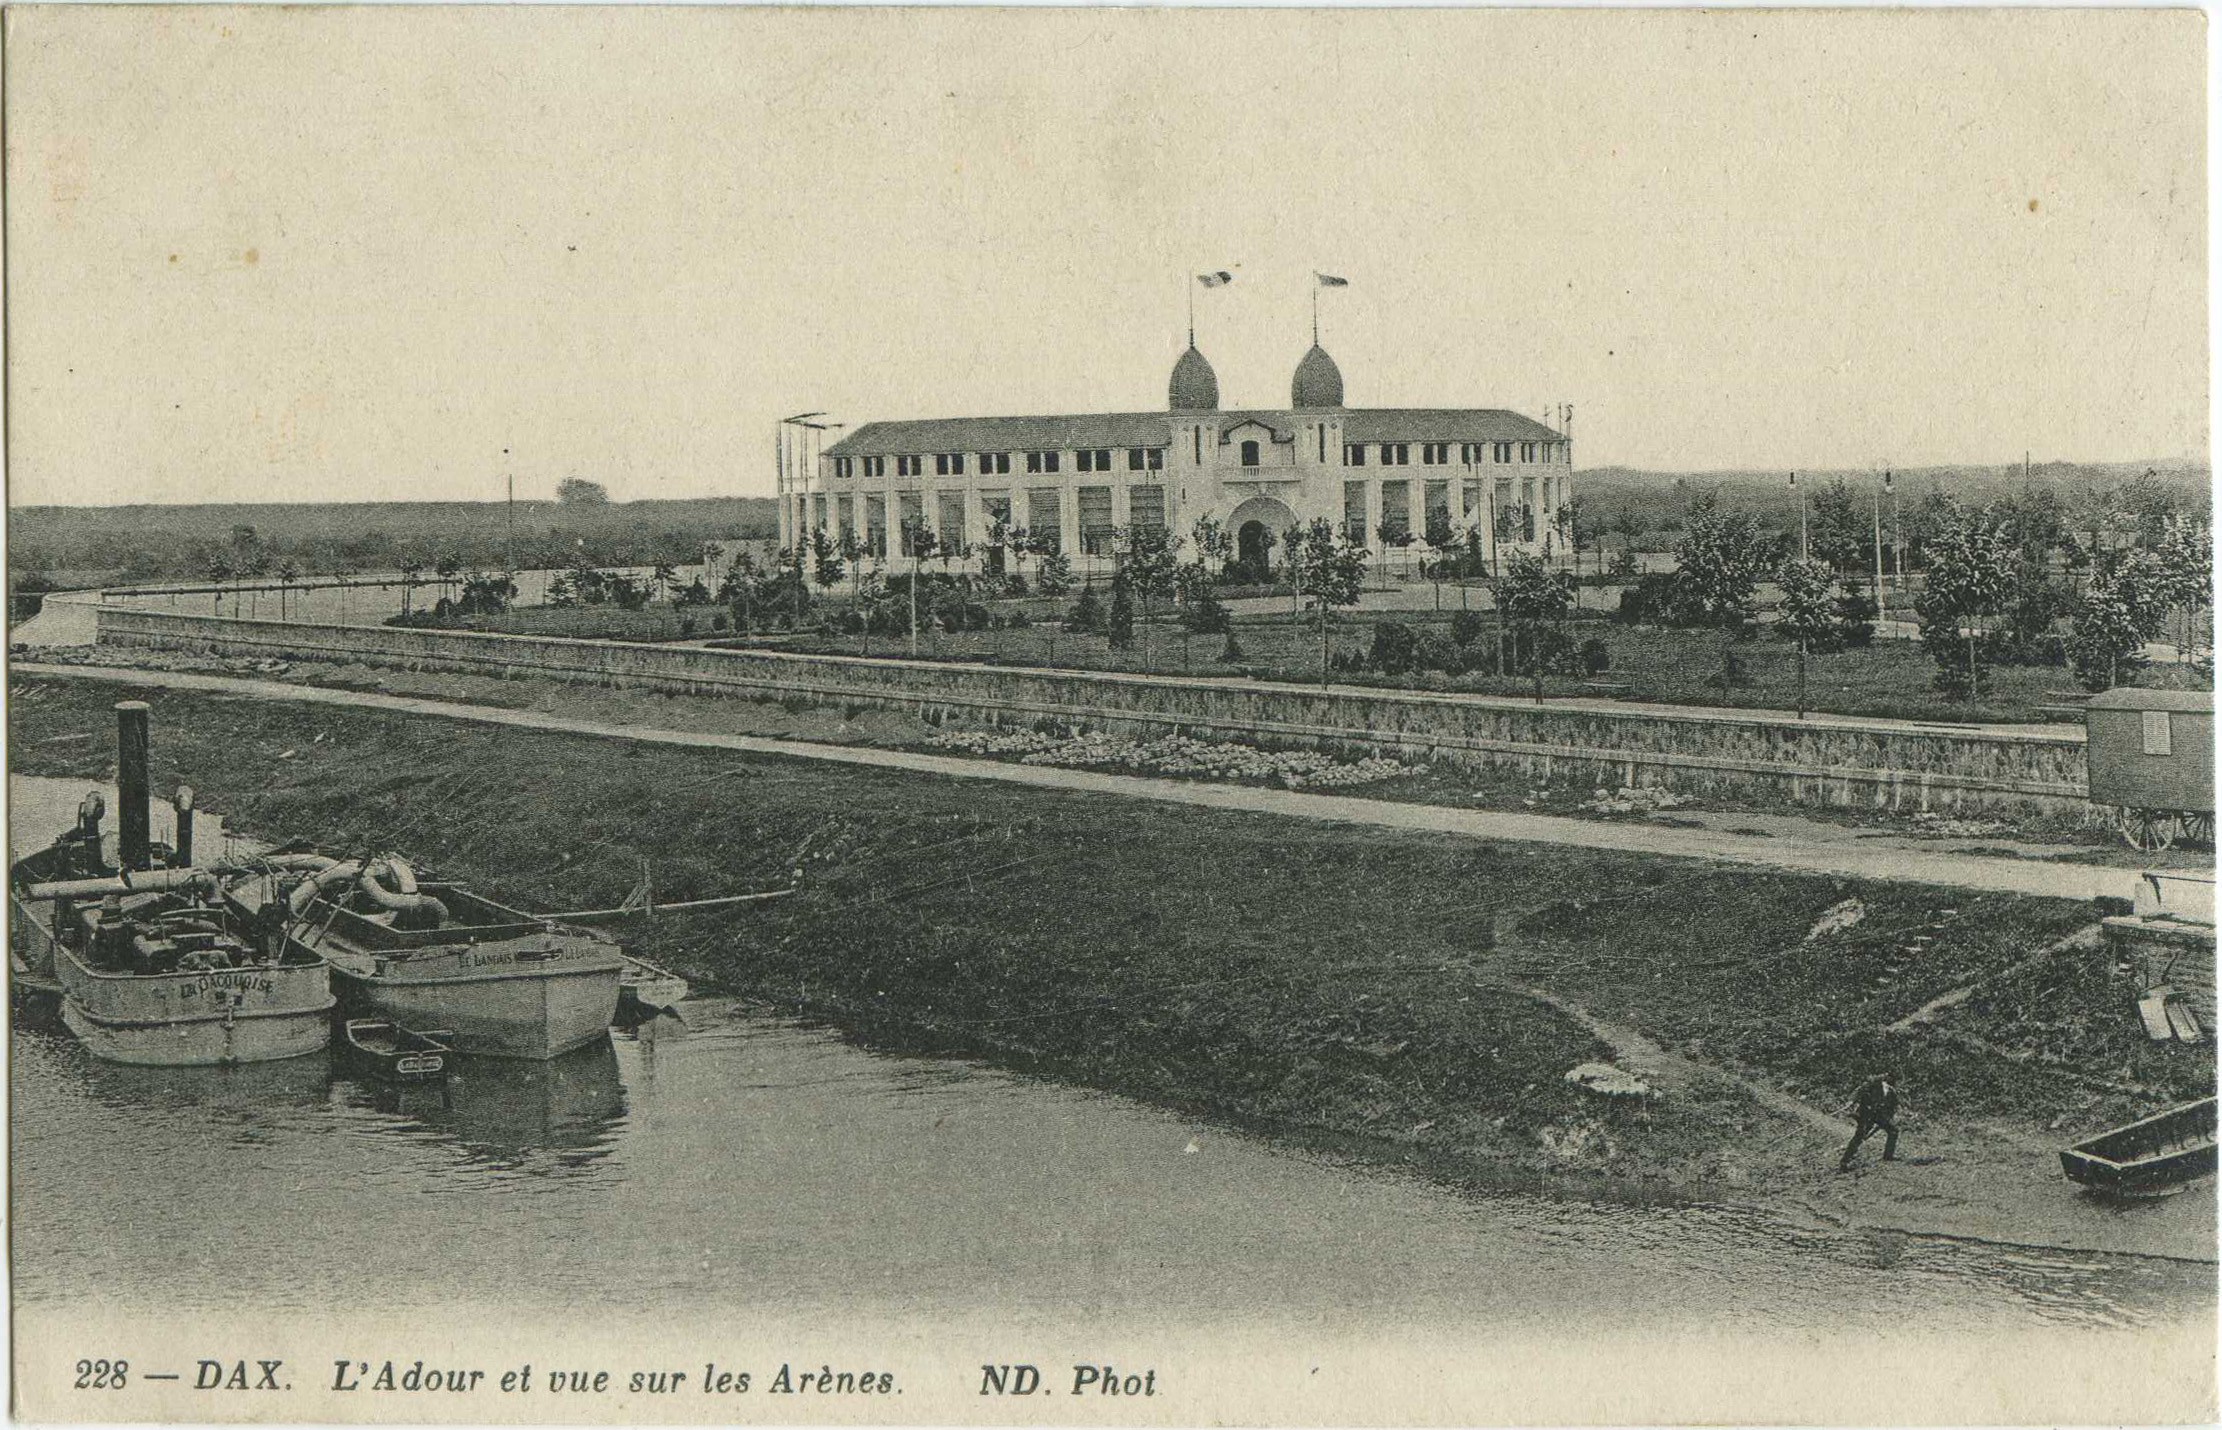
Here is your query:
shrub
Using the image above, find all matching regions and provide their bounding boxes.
[1579,637,1611,675]
[711,612,728,631]
[1367,621,1421,674]
[1006,609,1031,630]
[1412,630,1462,674]
[1067,584,1105,634]
[678,615,697,636]
[1449,610,1487,647]
[1220,630,1245,663]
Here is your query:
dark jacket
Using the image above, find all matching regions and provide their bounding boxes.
[1853,1078,1899,1123]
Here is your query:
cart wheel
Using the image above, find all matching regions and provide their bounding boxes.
[2180,813,2215,849]
[2122,809,2180,852]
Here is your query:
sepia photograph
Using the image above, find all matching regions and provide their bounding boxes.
[4,5,2214,1423]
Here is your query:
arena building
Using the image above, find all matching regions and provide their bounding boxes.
[783,332,1573,578]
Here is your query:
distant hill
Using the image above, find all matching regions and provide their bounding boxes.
[8,496,781,583]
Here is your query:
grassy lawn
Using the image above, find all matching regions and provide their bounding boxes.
[745,609,2210,724]
[13,674,2186,1194]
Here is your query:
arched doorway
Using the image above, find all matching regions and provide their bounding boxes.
[1227,496,1297,582]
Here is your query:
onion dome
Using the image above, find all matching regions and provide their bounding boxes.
[1291,343,1345,408]
[1169,343,1220,412]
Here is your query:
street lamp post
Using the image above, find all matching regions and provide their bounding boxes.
[1873,469,1894,632]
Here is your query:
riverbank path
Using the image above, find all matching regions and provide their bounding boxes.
[15,662,2145,903]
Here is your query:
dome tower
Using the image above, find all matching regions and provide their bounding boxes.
[1169,342,1220,412]
[1291,342,1344,409]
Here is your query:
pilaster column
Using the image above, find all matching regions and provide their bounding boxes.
[1060,473,1080,562]
[1365,479,1384,557]
[1409,476,1427,547]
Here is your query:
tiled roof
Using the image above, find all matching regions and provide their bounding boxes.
[1340,409,1562,443]
[824,413,1173,458]
[822,407,1563,458]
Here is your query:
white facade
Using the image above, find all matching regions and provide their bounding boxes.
[783,340,1573,577]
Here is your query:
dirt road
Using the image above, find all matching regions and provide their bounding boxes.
[15,662,2144,902]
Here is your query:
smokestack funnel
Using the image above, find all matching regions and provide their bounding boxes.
[116,701,151,872]
[174,784,195,868]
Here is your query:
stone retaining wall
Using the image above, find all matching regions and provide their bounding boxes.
[94,607,2094,817]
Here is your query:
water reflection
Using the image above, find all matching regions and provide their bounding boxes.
[328,1042,628,1178]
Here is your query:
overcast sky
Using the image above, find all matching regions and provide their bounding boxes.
[5,6,2205,507]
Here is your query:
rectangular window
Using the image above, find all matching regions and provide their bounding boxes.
[1344,482,1368,543]
[936,491,967,549]
[1127,484,1166,532]
[897,492,926,555]
[1127,447,1146,471]
[1520,442,1536,463]
[1379,483,1411,540]
[1027,488,1062,553]
[1318,425,1327,463]
[1421,442,1449,465]
[894,455,923,477]
[1493,443,1512,464]
[1424,481,1450,535]
[1076,450,1097,473]
[2142,710,2174,756]
[1026,450,1061,474]
[833,457,853,480]
[1460,443,1482,464]
[863,455,886,478]
[1462,479,1484,517]
[935,453,964,477]
[981,493,1012,531]
[1381,443,1410,466]
[811,494,828,531]
[1078,486,1115,555]
[864,495,888,557]
[1092,448,1111,471]
[977,451,1011,475]
[1344,443,1366,467]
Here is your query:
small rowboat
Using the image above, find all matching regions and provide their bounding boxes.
[342,1019,454,1084]
[2059,1096,2217,1195]
[617,953,690,1023]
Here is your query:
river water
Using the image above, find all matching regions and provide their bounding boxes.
[8,777,2212,1348]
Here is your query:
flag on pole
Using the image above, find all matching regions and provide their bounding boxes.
[1197,271,1235,288]
[1315,272,1350,287]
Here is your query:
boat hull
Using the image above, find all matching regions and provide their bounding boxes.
[2059,1096,2219,1195]
[35,897,334,1067]
[327,960,620,1060]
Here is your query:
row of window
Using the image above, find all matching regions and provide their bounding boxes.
[835,447,1167,481]
[1343,441,1558,468]
[835,440,1557,481]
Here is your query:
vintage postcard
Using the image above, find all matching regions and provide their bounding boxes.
[4,5,2214,1424]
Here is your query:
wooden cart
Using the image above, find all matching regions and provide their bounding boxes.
[2086,688,2215,851]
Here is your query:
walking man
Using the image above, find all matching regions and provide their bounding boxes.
[1837,1069,1901,1172]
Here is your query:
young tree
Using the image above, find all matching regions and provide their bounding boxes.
[1292,518,1370,687]
[810,528,847,616]
[556,476,610,505]
[1774,556,1837,718]
[1034,547,1073,597]
[1423,507,1457,610]
[1674,492,1774,695]
[650,557,679,605]
[275,559,302,620]
[204,553,233,615]
[1105,568,1136,652]
[2067,561,2159,693]
[1807,478,1866,574]
[904,521,939,655]
[1123,525,1182,671]
[1916,498,2017,705]
[1491,552,1576,704]
[1189,514,1233,581]
[2153,515,2214,666]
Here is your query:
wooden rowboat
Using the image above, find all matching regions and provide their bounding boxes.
[341,1019,453,1084]
[2059,1097,2217,1195]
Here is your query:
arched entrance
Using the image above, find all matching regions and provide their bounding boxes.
[1228,496,1297,581]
